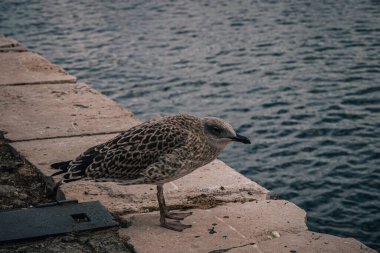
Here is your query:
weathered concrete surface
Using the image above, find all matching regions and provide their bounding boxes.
[0,83,139,141]
[11,135,268,214]
[0,52,76,86]
[119,201,307,253]
[120,201,375,253]
[0,35,27,52]
[256,231,377,253]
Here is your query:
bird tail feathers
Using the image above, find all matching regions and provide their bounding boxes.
[50,160,72,176]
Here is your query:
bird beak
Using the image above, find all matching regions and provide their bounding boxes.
[231,134,251,144]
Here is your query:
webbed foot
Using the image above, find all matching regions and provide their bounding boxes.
[161,220,192,232]
[165,211,193,220]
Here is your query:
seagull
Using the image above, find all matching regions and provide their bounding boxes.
[51,114,250,231]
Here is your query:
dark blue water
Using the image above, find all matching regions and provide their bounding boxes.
[1,0,380,250]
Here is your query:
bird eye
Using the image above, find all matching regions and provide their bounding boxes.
[211,126,222,134]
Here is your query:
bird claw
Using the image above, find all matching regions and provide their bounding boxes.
[161,220,192,232]
[165,211,193,220]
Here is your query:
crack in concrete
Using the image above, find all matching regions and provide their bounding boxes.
[208,242,257,253]
[7,131,124,143]
[1,79,76,87]
[215,216,247,239]
[169,182,179,190]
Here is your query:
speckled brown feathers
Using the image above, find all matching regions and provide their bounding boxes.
[54,115,218,185]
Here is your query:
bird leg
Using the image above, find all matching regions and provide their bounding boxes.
[157,185,192,220]
[157,185,192,231]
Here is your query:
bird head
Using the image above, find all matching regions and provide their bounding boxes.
[201,117,251,149]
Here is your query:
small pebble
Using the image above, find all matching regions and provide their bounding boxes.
[268,231,280,239]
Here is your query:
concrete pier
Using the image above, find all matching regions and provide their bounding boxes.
[0,36,376,253]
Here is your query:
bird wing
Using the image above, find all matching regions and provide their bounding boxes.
[139,143,196,184]
[61,121,195,183]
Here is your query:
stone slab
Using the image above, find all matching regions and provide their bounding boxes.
[11,135,269,214]
[0,52,76,86]
[0,83,139,141]
[119,201,307,253]
[256,231,376,253]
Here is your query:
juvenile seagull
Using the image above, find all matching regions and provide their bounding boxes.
[51,114,250,231]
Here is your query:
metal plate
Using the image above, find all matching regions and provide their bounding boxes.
[0,200,119,243]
